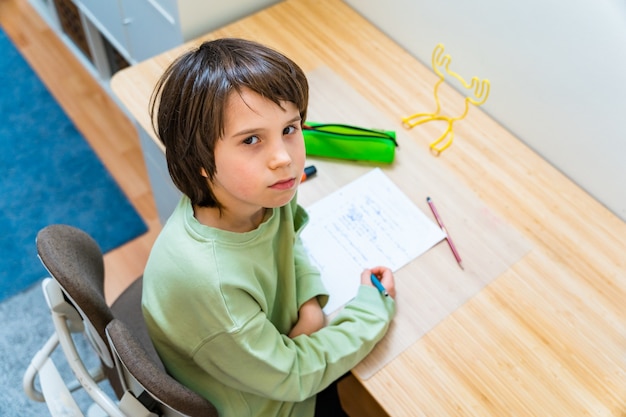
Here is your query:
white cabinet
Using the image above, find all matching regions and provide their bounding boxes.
[76,0,282,65]
[120,0,182,62]
[30,0,281,84]
[75,0,184,64]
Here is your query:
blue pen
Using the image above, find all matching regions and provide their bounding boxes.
[370,274,389,297]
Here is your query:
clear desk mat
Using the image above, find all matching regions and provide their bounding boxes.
[297,66,532,380]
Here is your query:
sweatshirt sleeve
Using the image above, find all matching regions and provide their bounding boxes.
[192,285,395,402]
[292,201,329,309]
[293,236,329,309]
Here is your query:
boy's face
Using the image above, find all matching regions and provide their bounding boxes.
[209,87,306,216]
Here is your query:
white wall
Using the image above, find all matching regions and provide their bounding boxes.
[345,0,626,222]
[178,0,281,41]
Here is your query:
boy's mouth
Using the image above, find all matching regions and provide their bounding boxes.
[269,178,296,190]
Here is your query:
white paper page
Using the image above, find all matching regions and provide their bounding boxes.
[301,168,446,314]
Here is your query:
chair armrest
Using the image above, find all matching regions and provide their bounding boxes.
[39,358,84,416]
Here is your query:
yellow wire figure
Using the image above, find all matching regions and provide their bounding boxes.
[402,43,490,155]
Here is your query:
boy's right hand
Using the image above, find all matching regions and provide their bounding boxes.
[361,266,396,299]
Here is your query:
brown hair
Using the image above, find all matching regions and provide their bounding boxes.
[149,38,309,208]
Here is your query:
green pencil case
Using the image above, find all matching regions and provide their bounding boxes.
[303,122,397,163]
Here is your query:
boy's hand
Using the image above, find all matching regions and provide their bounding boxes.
[361,266,396,299]
[288,297,325,338]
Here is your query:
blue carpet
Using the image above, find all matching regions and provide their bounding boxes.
[0,28,147,302]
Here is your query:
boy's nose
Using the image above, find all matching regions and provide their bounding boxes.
[269,140,292,168]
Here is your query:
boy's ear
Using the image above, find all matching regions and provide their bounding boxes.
[200,168,209,178]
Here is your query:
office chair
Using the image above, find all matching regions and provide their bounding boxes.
[106,318,219,417]
[23,224,217,417]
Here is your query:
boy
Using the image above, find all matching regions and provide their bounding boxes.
[143,38,396,417]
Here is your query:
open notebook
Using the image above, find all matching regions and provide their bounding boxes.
[300,168,445,314]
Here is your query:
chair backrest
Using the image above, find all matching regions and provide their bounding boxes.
[36,224,218,416]
[36,224,115,367]
[106,318,219,417]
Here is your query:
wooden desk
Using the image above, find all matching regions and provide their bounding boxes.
[111,0,626,415]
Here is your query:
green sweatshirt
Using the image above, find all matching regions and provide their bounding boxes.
[142,195,395,417]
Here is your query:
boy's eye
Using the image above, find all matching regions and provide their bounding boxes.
[243,135,260,145]
[283,125,296,135]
